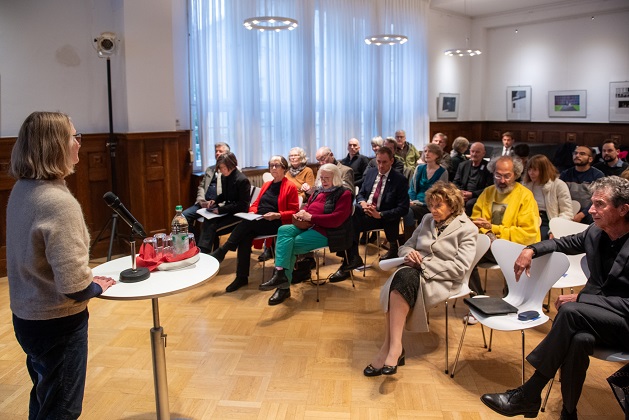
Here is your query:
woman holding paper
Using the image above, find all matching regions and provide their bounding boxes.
[210,156,299,292]
[197,152,251,252]
[364,182,477,376]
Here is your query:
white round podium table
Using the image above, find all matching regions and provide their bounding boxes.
[93,253,219,420]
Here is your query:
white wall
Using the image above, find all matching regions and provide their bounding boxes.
[0,0,189,136]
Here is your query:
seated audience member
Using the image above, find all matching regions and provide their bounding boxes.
[593,139,629,176]
[492,131,515,158]
[622,168,629,180]
[453,142,492,216]
[394,129,422,173]
[552,137,577,173]
[258,163,353,305]
[331,147,410,282]
[365,137,405,175]
[182,142,230,226]
[198,152,251,252]
[513,143,530,173]
[403,143,448,241]
[522,155,573,240]
[340,138,369,188]
[448,136,469,181]
[210,156,299,292]
[305,146,354,194]
[286,147,315,201]
[364,182,477,377]
[467,156,540,309]
[560,145,605,224]
[369,136,384,158]
[430,132,451,171]
[481,176,629,420]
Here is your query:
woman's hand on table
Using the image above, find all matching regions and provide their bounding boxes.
[94,276,116,292]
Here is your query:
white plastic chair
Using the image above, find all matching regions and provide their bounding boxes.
[544,218,589,310]
[571,200,581,217]
[443,234,491,375]
[262,172,273,183]
[450,239,570,383]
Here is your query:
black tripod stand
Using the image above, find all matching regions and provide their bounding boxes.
[90,57,121,261]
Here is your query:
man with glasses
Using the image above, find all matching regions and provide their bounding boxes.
[340,138,370,188]
[560,145,604,224]
[466,156,540,319]
[394,130,422,172]
[303,146,354,195]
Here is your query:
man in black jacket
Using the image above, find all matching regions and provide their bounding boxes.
[330,147,409,282]
[481,176,629,420]
[453,142,492,215]
[340,138,369,188]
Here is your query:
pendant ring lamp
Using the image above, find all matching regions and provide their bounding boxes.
[243,16,298,32]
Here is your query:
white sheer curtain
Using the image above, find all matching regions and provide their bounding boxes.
[189,0,429,169]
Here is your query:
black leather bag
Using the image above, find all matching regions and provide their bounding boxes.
[326,218,354,253]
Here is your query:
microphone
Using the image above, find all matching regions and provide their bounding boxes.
[103,192,147,237]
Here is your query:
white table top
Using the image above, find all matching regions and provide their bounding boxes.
[93,253,219,300]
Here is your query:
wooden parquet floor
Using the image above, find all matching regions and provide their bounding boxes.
[0,245,625,419]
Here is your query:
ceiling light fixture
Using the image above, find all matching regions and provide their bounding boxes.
[444,0,481,57]
[243,16,298,32]
[365,34,408,46]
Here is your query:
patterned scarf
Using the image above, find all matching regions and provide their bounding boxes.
[435,213,457,236]
[289,164,306,177]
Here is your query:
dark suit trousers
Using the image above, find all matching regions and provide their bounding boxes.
[349,205,400,257]
[198,215,242,251]
[223,218,282,278]
[526,301,629,412]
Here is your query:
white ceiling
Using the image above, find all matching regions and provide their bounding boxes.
[429,0,600,18]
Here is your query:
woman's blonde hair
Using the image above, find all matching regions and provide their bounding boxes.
[318,163,343,187]
[425,181,465,217]
[522,154,558,185]
[10,111,76,180]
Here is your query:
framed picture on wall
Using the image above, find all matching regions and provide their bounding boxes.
[437,93,459,119]
[506,86,532,121]
[548,90,587,118]
[609,81,629,122]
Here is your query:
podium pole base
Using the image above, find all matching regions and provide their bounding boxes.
[120,267,150,283]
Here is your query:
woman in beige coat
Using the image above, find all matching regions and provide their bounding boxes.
[364,182,477,376]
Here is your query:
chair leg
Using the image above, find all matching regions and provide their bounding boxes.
[488,328,493,351]
[444,300,449,374]
[521,330,525,385]
[544,290,551,312]
[540,377,555,412]
[363,232,368,277]
[315,250,321,302]
[450,311,470,378]
[345,251,355,288]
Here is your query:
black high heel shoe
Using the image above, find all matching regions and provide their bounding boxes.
[363,364,383,377]
[382,349,405,375]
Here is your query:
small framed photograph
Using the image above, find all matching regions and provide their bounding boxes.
[609,81,629,122]
[507,86,532,121]
[548,90,587,118]
[437,93,459,119]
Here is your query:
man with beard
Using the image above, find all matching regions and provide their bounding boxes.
[594,139,628,177]
[453,142,493,215]
[560,145,604,224]
[466,156,540,318]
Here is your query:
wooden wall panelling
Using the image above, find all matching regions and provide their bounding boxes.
[0,138,17,275]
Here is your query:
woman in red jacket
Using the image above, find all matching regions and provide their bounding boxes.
[211,155,300,292]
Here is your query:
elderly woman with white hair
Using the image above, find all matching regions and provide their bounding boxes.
[258,163,353,305]
[286,146,315,200]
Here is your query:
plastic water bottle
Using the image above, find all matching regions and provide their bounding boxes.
[171,205,189,255]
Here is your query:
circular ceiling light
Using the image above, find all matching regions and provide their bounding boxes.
[243,16,298,32]
[365,34,408,46]
[444,48,482,57]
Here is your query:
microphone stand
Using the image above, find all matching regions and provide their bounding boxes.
[119,231,150,283]
[90,57,122,261]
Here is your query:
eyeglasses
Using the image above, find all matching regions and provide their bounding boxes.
[73,133,82,145]
[494,173,513,181]
[316,153,330,163]
[269,163,284,169]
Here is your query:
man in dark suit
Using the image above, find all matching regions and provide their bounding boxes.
[330,147,410,282]
[453,142,492,215]
[481,176,629,420]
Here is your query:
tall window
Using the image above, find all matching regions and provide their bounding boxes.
[189,0,429,169]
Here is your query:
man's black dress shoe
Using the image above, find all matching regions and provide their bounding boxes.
[257,247,273,262]
[345,255,364,270]
[225,276,248,293]
[210,246,227,263]
[481,388,541,418]
[268,288,290,305]
[259,269,289,291]
[363,364,382,377]
[560,406,577,420]
[379,248,398,261]
[381,349,405,375]
[329,269,351,283]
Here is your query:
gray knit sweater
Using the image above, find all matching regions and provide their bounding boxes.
[7,179,93,320]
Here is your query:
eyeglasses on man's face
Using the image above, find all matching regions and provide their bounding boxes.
[316,153,330,163]
[494,172,514,181]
